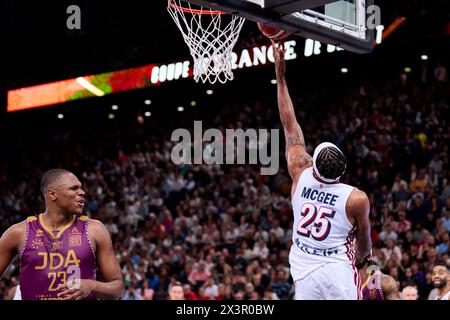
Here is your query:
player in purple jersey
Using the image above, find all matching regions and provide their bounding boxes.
[361,261,400,300]
[0,169,124,300]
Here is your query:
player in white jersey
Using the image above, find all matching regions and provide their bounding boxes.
[432,262,450,300]
[272,42,372,300]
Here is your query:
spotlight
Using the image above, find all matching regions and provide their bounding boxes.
[206,90,213,95]
[177,106,184,112]
[111,105,119,110]
[57,114,64,119]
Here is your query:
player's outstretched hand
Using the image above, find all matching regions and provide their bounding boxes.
[271,40,286,79]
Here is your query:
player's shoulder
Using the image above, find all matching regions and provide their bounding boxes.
[0,220,26,247]
[347,188,369,204]
[295,164,313,183]
[84,217,104,227]
[345,188,369,219]
[83,217,111,246]
[76,215,90,222]
[349,187,368,198]
[8,219,28,235]
[85,218,109,233]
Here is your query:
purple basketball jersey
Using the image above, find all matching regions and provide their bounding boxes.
[362,272,384,300]
[20,214,97,300]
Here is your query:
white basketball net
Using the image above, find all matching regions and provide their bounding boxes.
[167,0,245,84]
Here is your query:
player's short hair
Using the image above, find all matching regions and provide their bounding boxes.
[313,142,347,183]
[40,169,73,195]
[434,261,450,271]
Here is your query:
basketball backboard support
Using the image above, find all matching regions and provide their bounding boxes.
[183,0,376,53]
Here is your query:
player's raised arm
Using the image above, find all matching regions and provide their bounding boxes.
[0,223,24,279]
[272,42,312,184]
[346,189,372,269]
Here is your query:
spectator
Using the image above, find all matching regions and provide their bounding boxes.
[182,284,198,300]
[197,287,212,300]
[244,282,256,300]
[394,211,412,234]
[381,239,402,264]
[251,237,269,260]
[168,282,185,300]
[263,288,280,300]
[392,174,408,193]
[441,208,450,232]
[188,262,211,290]
[271,269,290,300]
[123,284,143,300]
[232,290,245,300]
[379,222,398,242]
[215,284,231,300]
[401,284,419,300]
[429,154,444,176]
[202,276,219,298]
[436,233,449,255]
[408,193,427,223]
[141,279,155,300]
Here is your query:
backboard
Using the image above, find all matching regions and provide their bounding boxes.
[183,0,376,53]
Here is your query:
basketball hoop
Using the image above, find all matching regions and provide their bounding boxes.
[167,0,245,84]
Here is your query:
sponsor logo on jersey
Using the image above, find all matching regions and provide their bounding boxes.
[52,241,63,250]
[31,239,44,249]
[69,234,82,246]
[294,238,340,256]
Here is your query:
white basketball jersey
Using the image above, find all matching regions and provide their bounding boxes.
[435,290,450,300]
[289,167,356,281]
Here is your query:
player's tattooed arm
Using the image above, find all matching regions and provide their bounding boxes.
[287,133,306,148]
[286,148,313,183]
[288,152,312,167]
[272,43,307,151]
[273,42,312,184]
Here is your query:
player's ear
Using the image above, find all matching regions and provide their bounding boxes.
[47,188,57,201]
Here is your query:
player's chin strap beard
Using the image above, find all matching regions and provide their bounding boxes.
[312,142,345,184]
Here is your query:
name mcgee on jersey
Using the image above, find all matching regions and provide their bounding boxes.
[301,187,339,206]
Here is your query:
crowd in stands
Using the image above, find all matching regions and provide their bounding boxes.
[0,53,448,300]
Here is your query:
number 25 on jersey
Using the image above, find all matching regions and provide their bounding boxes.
[297,203,336,241]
